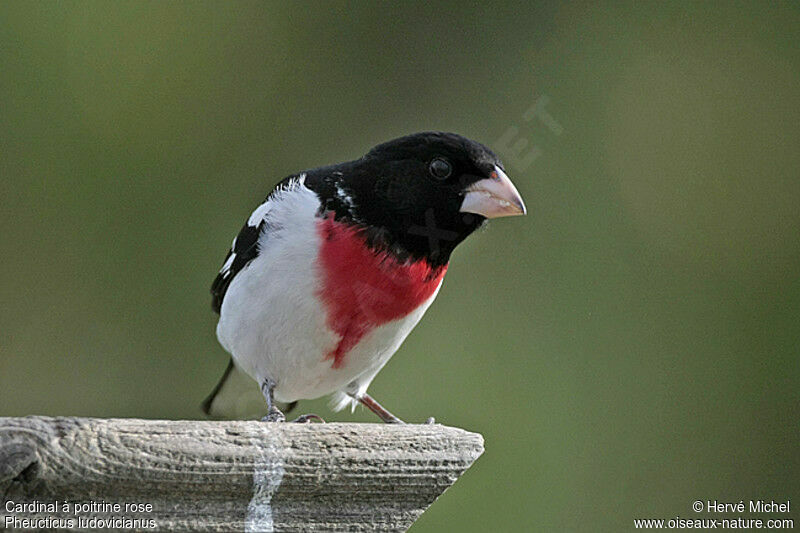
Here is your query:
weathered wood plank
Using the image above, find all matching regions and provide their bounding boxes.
[0,417,483,532]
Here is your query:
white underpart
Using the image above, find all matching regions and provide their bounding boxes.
[216,176,441,407]
[245,425,284,532]
[330,281,441,412]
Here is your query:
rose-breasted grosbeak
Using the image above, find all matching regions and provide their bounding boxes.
[203,132,525,423]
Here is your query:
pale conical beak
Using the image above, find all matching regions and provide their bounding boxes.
[460,165,527,218]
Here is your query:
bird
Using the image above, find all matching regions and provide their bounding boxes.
[202,132,526,423]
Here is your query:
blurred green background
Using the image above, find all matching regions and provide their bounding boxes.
[2,2,798,531]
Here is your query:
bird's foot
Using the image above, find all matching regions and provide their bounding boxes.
[354,393,405,424]
[290,414,325,423]
[261,407,285,422]
[261,410,324,423]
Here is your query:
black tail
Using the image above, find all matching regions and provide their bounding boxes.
[201,358,234,416]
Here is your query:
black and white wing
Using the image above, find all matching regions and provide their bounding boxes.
[210,174,325,314]
[210,210,267,314]
[210,169,347,314]
[210,171,299,316]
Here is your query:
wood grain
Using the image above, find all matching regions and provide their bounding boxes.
[0,417,483,532]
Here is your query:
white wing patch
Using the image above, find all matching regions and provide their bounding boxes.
[212,174,310,315]
[335,181,355,211]
[220,253,236,278]
[248,201,272,227]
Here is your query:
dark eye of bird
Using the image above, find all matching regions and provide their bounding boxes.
[428,157,452,180]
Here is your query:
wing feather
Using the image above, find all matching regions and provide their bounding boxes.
[210,175,311,314]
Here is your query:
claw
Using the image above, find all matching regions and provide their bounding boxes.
[290,414,325,424]
[261,407,285,423]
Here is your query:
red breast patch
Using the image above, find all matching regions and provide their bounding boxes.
[316,216,447,368]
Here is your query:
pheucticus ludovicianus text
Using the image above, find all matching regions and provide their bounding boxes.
[203,132,526,423]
